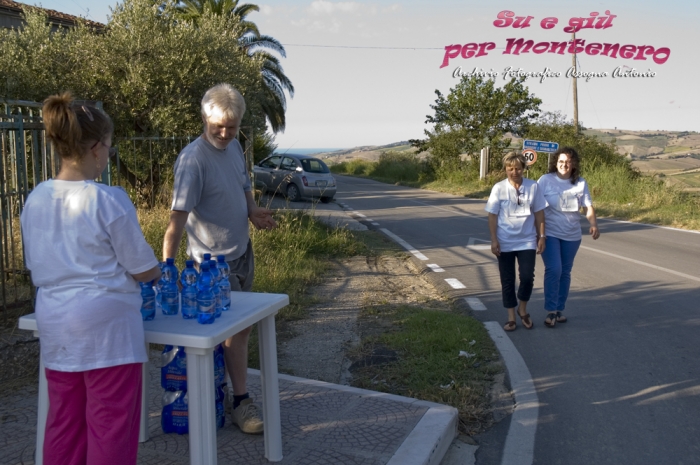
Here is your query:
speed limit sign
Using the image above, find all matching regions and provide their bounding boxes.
[522,149,538,166]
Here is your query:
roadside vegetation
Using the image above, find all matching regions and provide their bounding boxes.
[350,305,498,434]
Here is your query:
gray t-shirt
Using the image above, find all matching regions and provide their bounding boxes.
[171,136,251,263]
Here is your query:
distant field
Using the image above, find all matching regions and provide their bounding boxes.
[670,172,700,188]
[633,157,700,173]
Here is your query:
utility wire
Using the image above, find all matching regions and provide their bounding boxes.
[281,44,444,50]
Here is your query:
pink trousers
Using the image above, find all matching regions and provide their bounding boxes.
[43,363,143,465]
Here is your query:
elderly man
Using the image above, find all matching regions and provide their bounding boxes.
[163,83,276,434]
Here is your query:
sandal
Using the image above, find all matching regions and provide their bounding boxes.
[545,313,557,328]
[556,311,567,323]
[503,320,516,332]
[518,311,533,330]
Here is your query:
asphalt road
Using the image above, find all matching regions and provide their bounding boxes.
[332,174,700,465]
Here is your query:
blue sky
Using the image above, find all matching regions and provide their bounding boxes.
[27,0,700,149]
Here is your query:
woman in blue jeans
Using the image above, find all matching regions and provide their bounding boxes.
[537,147,600,327]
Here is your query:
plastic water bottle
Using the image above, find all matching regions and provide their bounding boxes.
[202,253,212,263]
[217,255,231,311]
[209,259,222,318]
[155,262,166,313]
[213,344,225,387]
[161,390,189,434]
[215,384,226,429]
[197,261,215,324]
[180,260,198,319]
[160,258,179,316]
[161,345,187,391]
[139,281,156,321]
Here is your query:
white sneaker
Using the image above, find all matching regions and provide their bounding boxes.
[232,398,264,434]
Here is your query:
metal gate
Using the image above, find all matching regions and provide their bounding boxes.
[0,99,56,315]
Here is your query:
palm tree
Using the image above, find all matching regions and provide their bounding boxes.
[176,0,294,132]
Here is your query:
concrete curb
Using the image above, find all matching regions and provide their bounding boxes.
[255,370,459,465]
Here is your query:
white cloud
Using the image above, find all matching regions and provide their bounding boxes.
[308,1,363,16]
[260,5,273,15]
[296,1,404,34]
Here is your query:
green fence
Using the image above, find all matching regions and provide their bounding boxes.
[0,99,53,315]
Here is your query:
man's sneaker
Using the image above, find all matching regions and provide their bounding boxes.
[233,398,264,434]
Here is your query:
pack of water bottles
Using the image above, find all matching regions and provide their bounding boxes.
[139,254,232,324]
[161,344,227,434]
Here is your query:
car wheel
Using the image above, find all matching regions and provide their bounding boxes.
[286,183,302,202]
[320,196,333,204]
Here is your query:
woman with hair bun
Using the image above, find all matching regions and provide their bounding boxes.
[20,92,161,465]
[485,152,547,332]
[537,147,599,328]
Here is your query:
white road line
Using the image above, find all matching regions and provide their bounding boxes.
[445,278,466,289]
[598,218,700,235]
[580,246,700,283]
[409,200,488,221]
[427,264,445,273]
[467,237,492,250]
[484,321,538,465]
[371,222,380,226]
[464,297,487,311]
[380,229,429,261]
[353,213,367,218]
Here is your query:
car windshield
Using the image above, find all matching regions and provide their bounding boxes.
[300,158,330,174]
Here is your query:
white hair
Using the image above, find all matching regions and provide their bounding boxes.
[201,83,246,122]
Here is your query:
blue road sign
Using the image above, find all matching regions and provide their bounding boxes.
[523,139,559,153]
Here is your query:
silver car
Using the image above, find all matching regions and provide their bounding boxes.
[254,154,337,203]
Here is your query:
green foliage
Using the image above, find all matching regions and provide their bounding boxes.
[412,76,541,180]
[585,164,700,229]
[331,159,375,177]
[0,2,261,136]
[523,112,631,180]
[0,1,282,198]
[252,131,278,164]
[250,209,365,320]
[372,151,430,183]
[351,306,497,434]
[331,152,432,184]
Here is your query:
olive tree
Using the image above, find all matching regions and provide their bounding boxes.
[411,75,541,179]
[0,0,265,199]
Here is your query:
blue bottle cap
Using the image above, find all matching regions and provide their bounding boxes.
[186,260,194,267]
[166,257,175,265]
[201,261,210,270]
[217,255,226,262]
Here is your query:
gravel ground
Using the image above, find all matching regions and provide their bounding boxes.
[277,254,450,385]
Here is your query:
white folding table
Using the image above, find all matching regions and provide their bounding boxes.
[19,291,289,465]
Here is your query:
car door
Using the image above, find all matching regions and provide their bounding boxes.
[254,155,281,192]
[274,156,299,190]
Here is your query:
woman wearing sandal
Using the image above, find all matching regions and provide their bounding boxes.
[486,152,547,332]
[537,147,599,328]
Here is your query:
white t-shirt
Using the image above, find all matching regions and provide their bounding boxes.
[171,137,252,263]
[537,173,593,241]
[20,180,159,372]
[485,178,547,252]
